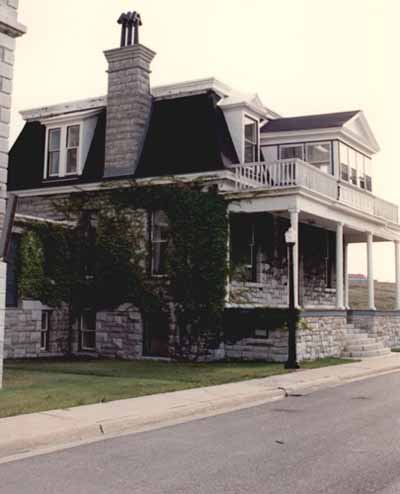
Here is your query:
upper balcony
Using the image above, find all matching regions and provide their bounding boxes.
[227,158,399,225]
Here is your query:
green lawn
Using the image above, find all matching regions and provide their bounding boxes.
[350,281,396,310]
[1,357,351,419]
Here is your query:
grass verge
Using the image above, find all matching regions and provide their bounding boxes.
[1,357,352,419]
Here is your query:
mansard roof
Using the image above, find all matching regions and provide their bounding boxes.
[8,91,238,191]
[135,92,238,178]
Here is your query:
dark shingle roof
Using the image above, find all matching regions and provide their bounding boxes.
[135,91,238,178]
[261,110,360,133]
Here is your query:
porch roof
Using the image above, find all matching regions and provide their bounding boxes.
[261,111,360,133]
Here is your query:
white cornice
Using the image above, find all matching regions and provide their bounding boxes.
[152,77,232,99]
[39,108,102,126]
[19,77,280,122]
[20,96,107,122]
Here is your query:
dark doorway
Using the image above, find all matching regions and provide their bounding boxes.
[143,311,170,357]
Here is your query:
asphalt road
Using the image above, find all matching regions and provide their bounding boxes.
[2,372,400,494]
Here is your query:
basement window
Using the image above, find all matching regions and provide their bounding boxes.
[80,311,96,351]
[40,311,51,352]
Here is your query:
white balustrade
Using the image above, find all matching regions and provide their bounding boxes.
[338,182,374,215]
[228,159,399,224]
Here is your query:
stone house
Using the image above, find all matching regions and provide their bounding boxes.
[4,13,400,362]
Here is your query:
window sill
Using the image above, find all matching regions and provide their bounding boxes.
[43,175,81,183]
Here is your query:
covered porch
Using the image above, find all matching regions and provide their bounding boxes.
[225,184,400,312]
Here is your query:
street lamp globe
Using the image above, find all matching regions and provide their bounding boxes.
[285,227,296,246]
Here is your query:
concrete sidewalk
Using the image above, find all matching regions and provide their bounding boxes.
[1,354,400,463]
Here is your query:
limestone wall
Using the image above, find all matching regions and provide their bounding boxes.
[0,0,25,385]
[4,301,145,359]
[96,305,143,359]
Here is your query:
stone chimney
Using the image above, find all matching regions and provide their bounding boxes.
[103,12,156,178]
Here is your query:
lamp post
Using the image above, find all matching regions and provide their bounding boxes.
[285,227,299,369]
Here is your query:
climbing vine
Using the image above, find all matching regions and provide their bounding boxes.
[17,183,229,359]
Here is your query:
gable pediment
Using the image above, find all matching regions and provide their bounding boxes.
[343,111,380,153]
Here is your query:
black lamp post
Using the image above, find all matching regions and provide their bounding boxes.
[285,227,299,370]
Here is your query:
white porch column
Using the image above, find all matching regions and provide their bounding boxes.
[367,232,375,310]
[289,209,299,308]
[225,215,230,303]
[336,222,344,309]
[395,240,400,310]
[344,240,349,309]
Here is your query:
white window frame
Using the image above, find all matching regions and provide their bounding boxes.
[44,122,83,179]
[40,311,50,351]
[305,141,332,173]
[244,115,260,163]
[151,211,170,277]
[279,144,304,161]
[80,312,96,351]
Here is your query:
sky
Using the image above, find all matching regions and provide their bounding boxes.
[11,0,400,281]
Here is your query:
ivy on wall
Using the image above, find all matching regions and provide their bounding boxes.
[17,183,229,359]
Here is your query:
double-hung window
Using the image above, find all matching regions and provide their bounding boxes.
[80,311,96,351]
[48,128,61,177]
[66,125,80,175]
[244,116,259,163]
[46,124,81,178]
[151,211,170,276]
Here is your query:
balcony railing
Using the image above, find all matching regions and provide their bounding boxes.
[229,159,399,224]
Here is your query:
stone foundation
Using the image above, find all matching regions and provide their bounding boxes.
[225,311,347,362]
[4,300,144,359]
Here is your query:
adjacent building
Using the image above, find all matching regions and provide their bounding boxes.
[0,0,25,385]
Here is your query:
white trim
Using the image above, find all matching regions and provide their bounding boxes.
[21,98,106,122]
[152,77,232,99]
[20,78,280,122]
[39,109,102,126]
[346,111,380,153]
[44,122,83,179]
[40,310,50,352]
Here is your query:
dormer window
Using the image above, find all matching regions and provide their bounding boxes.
[66,125,80,174]
[48,128,61,176]
[45,123,82,179]
[244,116,259,163]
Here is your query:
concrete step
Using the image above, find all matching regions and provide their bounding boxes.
[342,348,391,358]
[345,342,384,352]
[344,337,374,346]
[345,331,366,337]
[243,338,273,347]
